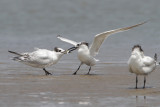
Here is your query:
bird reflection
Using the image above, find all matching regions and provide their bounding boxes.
[136,96,147,106]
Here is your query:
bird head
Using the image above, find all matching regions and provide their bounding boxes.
[76,41,89,48]
[132,45,143,52]
[67,41,89,53]
[132,45,144,57]
[54,47,68,54]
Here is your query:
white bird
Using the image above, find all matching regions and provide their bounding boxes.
[57,21,146,75]
[128,45,158,89]
[8,47,69,75]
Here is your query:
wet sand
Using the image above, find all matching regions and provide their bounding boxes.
[0,63,160,107]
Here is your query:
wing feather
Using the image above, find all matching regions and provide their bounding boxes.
[142,56,155,66]
[89,21,147,56]
[57,35,78,46]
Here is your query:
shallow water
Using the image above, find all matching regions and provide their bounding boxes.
[0,0,160,107]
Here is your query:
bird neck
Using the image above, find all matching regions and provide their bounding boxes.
[55,52,64,58]
[132,51,143,59]
[78,45,90,54]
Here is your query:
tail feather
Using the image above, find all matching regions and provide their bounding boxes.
[8,50,22,56]
[154,53,160,66]
[8,50,24,61]
[154,53,157,61]
[12,57,21,61]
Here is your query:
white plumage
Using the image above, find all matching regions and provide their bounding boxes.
[57,21,146,75]
[128,45,158,89]
[9,47,68,75]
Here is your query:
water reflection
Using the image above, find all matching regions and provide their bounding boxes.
[136,96,147,107]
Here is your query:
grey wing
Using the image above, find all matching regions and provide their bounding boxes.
[28,51,53,65]
[89,21,147,56]
[128,57,134,73]
[129,66,134,73]
[142,56,155,66]
[142,56,156,73]
[12,53,30,61]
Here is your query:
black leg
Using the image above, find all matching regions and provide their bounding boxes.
[136,75,138,89]
[73,63,82,75]
[143,76,146,89]
[87,66,91,75]
[43,68,52,76]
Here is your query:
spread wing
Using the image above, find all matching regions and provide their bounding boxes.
[57,35,78,46]
[89,21,147,56]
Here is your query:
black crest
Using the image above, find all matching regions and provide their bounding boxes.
[132,45,143,52]
[82,42,89,47]
[54,47,59,52]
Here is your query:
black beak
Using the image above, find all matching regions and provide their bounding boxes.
[67,46,78,53]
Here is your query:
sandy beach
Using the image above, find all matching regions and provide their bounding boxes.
[0,62,160,107]
[0,0,160,106]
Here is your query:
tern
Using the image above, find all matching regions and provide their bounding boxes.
[8,47,70,75]
[128,45,158,89]
[57,21,146,75]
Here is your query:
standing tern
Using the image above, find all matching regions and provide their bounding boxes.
[57,21,146,75]
[8,47,69,75]
[128,45,158,89]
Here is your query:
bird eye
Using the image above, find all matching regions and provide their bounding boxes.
[59,50,61,52]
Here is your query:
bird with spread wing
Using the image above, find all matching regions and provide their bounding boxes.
[57,21,147,75]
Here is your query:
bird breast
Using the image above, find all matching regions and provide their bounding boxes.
[78,46,96,66]
[128,54,156,75]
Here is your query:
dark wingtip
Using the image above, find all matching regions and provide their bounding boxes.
[57,35,61,38]
[8,50,12,53]
[8,50,22,56]
[8,50,16,54]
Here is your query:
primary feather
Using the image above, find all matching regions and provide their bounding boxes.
[89,21,147,56]
[57,35,78,46]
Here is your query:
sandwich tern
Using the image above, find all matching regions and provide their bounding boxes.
[58,21,146,75]
[9,47,69,75]
[128,45,158,89]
